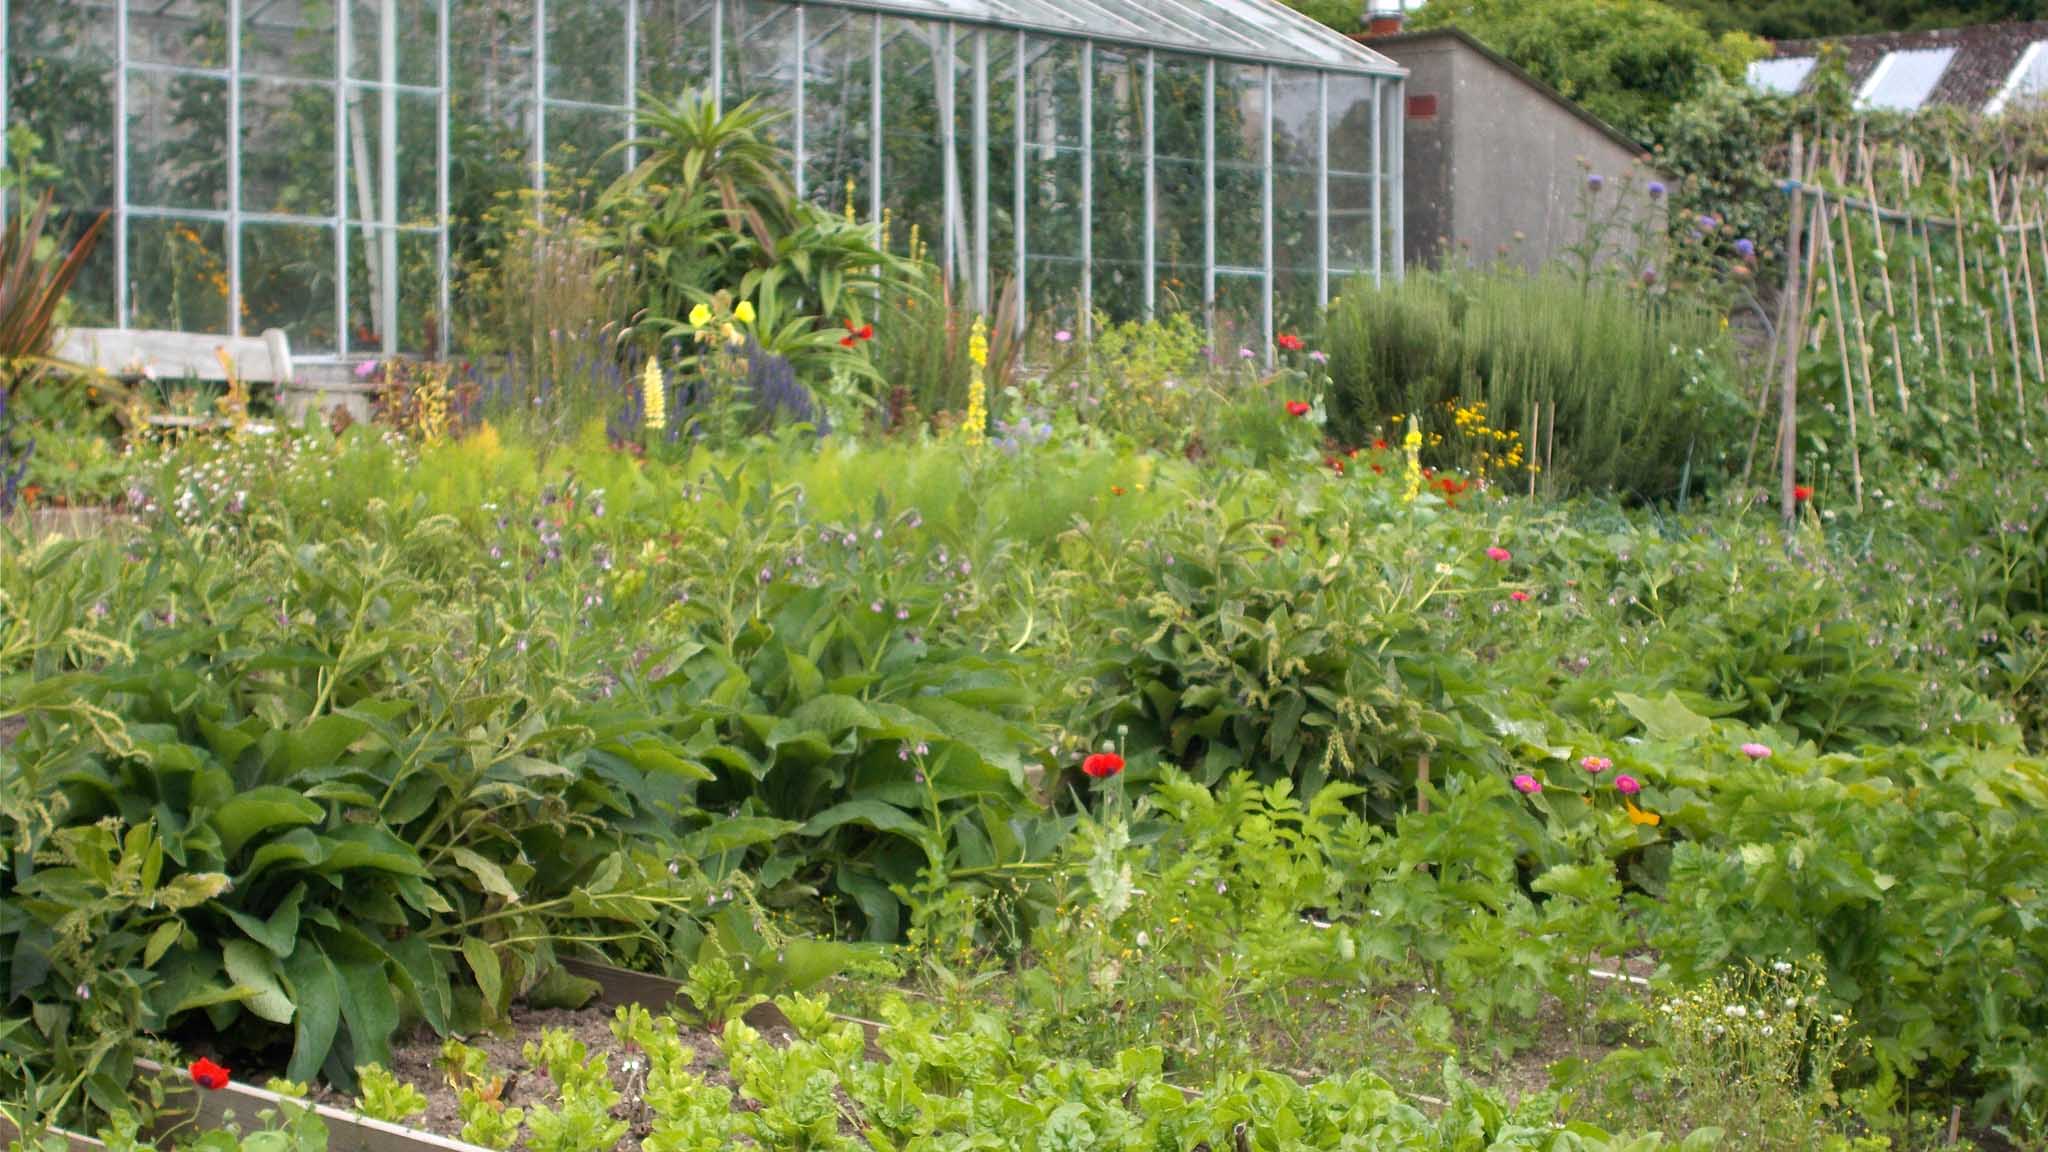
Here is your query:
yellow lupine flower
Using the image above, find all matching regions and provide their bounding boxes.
[641,357,666,432]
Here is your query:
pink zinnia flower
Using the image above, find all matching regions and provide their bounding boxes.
[1485,546,1511,563]
[1580,756,1612,773]
[1614,774,1641,795]
[1511,774,1541,794]
[1509,590,1531,603]
[1740,742,1772,761]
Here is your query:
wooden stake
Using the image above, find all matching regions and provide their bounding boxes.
[1780,134,1808,526]
[2016,198,2045,384]
[1818,192,1866,510]
[1834,186,1879,417]
[1746,134,1809,490]
[1863,162,1912,413]
[1923,216,1948,377]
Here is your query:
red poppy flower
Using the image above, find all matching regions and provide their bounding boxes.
[1793,485,1813,503]
[1325,456,1345,474]
[1082,752,1125,779]
[1111,485,1126,496]
[1345,447,1359,458]
[1370,463,1385,475]
[1285,401,1311,417]
[858,324,874,341]
[840,335,857,347]
[189,1058,231,1091]
[1276,332,1305,352]
[1373,438,1388,451]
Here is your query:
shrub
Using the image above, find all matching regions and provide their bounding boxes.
[1323,269,1745,499]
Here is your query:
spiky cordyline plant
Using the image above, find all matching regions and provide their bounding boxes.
[1,192,108,514]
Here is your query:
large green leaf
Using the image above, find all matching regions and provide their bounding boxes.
[282,941,342,1083]
[226,883,306,958]
[222,939,295,1024]
[212,788,325,862]
[801,800,931,844]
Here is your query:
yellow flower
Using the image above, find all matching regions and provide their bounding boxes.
[688,303,713,326]
[641,357,666,432]
[969,315,988,369]
[734,300,756,324]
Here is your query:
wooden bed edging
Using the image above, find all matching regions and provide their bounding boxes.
[134,1060,493,1152]
[0,1117,106,1152]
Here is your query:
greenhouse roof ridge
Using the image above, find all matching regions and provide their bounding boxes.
[796,0,1408,75]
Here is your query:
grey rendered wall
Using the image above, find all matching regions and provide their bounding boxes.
[1391,39,1662,276]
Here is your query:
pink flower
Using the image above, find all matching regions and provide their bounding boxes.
[1740,742,1773,761]
[1511,774,1541,795]
[1509,590,1531,603]
[1580,756,1612,773]
[1054,329,1073,344]
[1485,546,1511,563]
[353,359,378,379]
[1614,774,1641,795]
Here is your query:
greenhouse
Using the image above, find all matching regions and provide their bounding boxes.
[2,0,1403,360]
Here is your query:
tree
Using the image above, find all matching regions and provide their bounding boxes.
[1409,0,1767,140]
[1666,0,2048,39]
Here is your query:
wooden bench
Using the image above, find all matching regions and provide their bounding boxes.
[57,327,295,388]
[56,327,295,431]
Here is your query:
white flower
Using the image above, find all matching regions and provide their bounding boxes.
[1134,931,1150,949]
[1725,1004,1748,1018]
[1772,960,1792,974]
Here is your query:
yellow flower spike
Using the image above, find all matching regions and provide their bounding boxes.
[963,315,989,448]
[734,300,756,325]
[641,357,666,432]
[688,302,712,326]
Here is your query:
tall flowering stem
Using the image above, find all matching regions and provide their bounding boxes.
[1401,418,1424,502]
[964,315,989,448]
[641,356,666,433]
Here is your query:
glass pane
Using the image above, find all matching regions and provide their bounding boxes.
[129,71,229,211]
[1273,69,1317,332]
[798,6,864,215]
[547,0,628,105]
[1022,36,1080,326]
[1860,48,1954,112]
[979,29,1017,297]
[346,227,440,352]
[880,16,944,263]
[348,0,439,87]
[802,6,868,211]
[542,101,629,183]
[725,0,796,137]
[1327,74,1372,175]
[1746,57,1813,97]
[1212,273,1261,350]
[1213,61,1263,272]
[8,0,117,208]
[450,0,535,231]
[1153,54,1201,316]
[241,79,338,216]
[243,221,339,352]
[130,217,231,334]
[344,87,439,224]
[1328,173,1371,272]
[243,0,338,79]
[1090,46,1144,322]
[1994,43,2048,113]
[639,0,715,100]
[130,0,228,70]
[55,208,119,326]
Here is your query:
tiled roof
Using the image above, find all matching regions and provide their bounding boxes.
[1763,21,2048,113]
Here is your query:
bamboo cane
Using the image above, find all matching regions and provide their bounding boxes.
[2015,198,2045,384]
[1988,183,2029,402]
[1780,138,1808,526]
[1833,188,1879,418]
[1861,161,1911,413]
[1923,215,1948,377]
[1818,190,1866,510]
[1746,132,1807,492]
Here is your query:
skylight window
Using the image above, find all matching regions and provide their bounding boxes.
[1987,41,2048,115]
[1858,47,1957,112]
[1747,57,1816,96]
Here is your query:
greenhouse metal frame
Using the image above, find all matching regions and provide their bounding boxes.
[2,0,1404,360]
